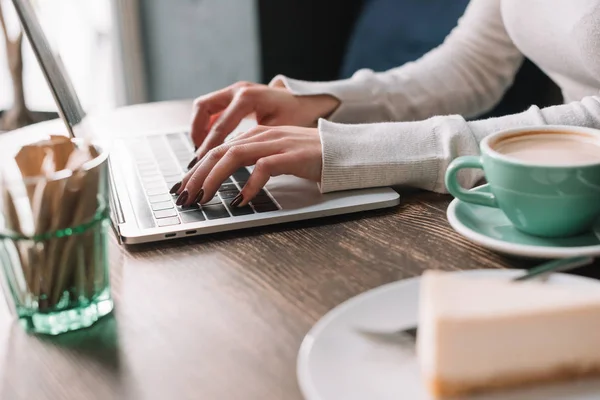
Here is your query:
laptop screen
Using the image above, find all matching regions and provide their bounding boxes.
[11,0,87,136]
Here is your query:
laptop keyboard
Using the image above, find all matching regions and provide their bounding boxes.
[125,132,280,229]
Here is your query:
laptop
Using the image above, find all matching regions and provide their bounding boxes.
[12,0,400,244]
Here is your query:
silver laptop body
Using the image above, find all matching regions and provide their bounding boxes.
[12,0,400,244]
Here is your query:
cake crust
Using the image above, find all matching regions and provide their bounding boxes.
[427,362,600,398]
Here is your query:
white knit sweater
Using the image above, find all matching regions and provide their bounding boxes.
[272,0,600,193]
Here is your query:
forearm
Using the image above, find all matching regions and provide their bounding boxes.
[318,96,600,194]
[273,0,523,124]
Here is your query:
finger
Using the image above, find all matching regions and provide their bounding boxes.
[236,154,292,207]
[194,87,262,160]
[228,125,279,143]
[182,141,285,207]
[174,131,274,195]
[190,90,233,147]
[172,154,204,195]
[189,82,253,148]
[200,141,286,203]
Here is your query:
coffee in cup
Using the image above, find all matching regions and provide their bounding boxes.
[494,132,600,165]
[445,126,600,238]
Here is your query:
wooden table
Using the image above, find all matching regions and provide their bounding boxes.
[0,101,598,400]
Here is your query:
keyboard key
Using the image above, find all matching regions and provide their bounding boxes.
[229,205,255,216]
[158,162,178,170]
[218,190,239,200]
[143,181,166,190]
[232,168,251,182]
[154,209,178,219]
[203,196,222,206]
[253,202,279,213]
[139,168,160,177]
[146,187,167,196]
[163,173,183,181]
[218,183,238,192]
[141,175,163,184]
[157,158,176,166]
[180,210,206,223]
[136,162,156,171]
[250,194,273,205]
[158,162,179,170]
[179,202,200,211]
[148,194,172,203]
[223,177,233,184]
[157,217,180,227]
[161,170,182,178]
[167,132,184,140]
[174,150,192,159]
[136,158,155,166]
[202,204,230,219]
[151,201,174,211]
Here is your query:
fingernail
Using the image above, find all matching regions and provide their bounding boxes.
[230,193,243,208]
[187,157,198,170]
[169,181,182,194]
[176,190,189,206]
[194,188,205,204]
[194,145,199,151]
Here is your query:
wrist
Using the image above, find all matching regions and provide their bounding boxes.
[300,94,341,121]
[270,76,340,119]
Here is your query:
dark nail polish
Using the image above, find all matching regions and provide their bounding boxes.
[187,157,198,170]
[169,181,182,194]
[230,193,243,208]
[194,145,199,151]
[176,190,189,206]
[194,188,205,204]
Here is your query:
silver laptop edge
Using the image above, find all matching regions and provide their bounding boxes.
[12,0,400,244]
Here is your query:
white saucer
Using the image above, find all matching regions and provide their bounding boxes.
[446,185,600,258]
[297,269,600,400]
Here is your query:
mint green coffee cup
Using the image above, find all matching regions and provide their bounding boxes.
[445,126,600,238]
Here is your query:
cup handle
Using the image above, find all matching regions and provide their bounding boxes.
[445,156,498,208]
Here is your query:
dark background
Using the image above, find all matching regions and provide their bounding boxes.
[258,0,364,83]
[257,0,562,119]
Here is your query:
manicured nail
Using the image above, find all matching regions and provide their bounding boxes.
[187,157,198,170]
[194,145,199,151]
[169,181,182,194]
[230,193,243,208]
[176,190,189,206]
[194,188,205,204]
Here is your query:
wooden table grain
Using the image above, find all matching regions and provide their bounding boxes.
[0,101,598,400]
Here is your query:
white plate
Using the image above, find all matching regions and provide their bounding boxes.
[297,269,600,400]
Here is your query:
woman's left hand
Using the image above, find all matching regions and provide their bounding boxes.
[173,125,322,207]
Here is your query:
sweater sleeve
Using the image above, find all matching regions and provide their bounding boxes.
[270,0,524,123]
[319,96,600,193]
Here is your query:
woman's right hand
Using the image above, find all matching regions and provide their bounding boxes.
[188,80,340,168]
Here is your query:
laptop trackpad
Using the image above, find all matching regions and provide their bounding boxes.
[265,175,324,210]
[265,174,389,213]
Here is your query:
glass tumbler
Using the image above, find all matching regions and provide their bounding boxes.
[0,140,113,335]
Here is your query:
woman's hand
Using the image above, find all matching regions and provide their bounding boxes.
[188,80,339,168]
[173,125,322,208]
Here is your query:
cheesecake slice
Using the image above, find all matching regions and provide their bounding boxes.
[417,270,600,398]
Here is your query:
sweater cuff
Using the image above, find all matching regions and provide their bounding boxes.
[269,73,377,123]
[317,116,482,194]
